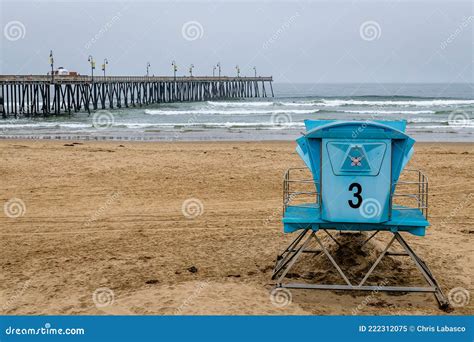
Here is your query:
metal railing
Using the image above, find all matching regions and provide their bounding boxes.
[283,167,320,214]
[0,75,273,83]
[283,167,429,220]
[392,168,429,219]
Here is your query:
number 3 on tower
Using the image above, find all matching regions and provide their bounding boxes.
[348,183,363,209]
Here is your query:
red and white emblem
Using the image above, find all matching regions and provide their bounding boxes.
[350,156,362,166]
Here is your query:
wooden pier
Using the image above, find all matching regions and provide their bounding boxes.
[0,75,274,118]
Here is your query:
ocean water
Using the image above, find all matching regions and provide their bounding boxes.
[1,83,473,142]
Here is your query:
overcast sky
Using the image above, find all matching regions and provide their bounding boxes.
[1,0,472,83]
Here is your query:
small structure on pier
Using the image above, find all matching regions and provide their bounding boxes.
[272,120,449,309]
[47,67,79,76]
[0,75,273,118]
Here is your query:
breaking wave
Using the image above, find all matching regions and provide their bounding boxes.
[144,109,319,115]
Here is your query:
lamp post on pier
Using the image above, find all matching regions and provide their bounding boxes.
[88,55,95,82]
[235,65,240,78]
[216,62,221,78]
[102,58,108,77]
[253,66,257,77]
[172,61,178,80]
[146,62,151,77]
[189,64,194,77]
[49,50,54,83]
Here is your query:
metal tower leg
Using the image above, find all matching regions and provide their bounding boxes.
[394,233,449,309]
[272,229,310,279]
[272,230,450,310]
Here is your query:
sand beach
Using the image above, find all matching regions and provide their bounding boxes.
[0,140,472,315]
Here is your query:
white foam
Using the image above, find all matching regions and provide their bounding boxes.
[144,109,319,115]
[0,122,90,129]
[117,122,305,129]
[407,118,449,123]
[341,110,436,114]
[276,101,316,107]
[319,99,474,107]
[207,101,274,107]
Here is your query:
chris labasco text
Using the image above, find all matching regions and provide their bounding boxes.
[417,325,466,333]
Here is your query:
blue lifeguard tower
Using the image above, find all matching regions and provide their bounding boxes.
[272,120,448,309]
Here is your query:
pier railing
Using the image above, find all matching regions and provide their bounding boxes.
[0,75,273,83]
